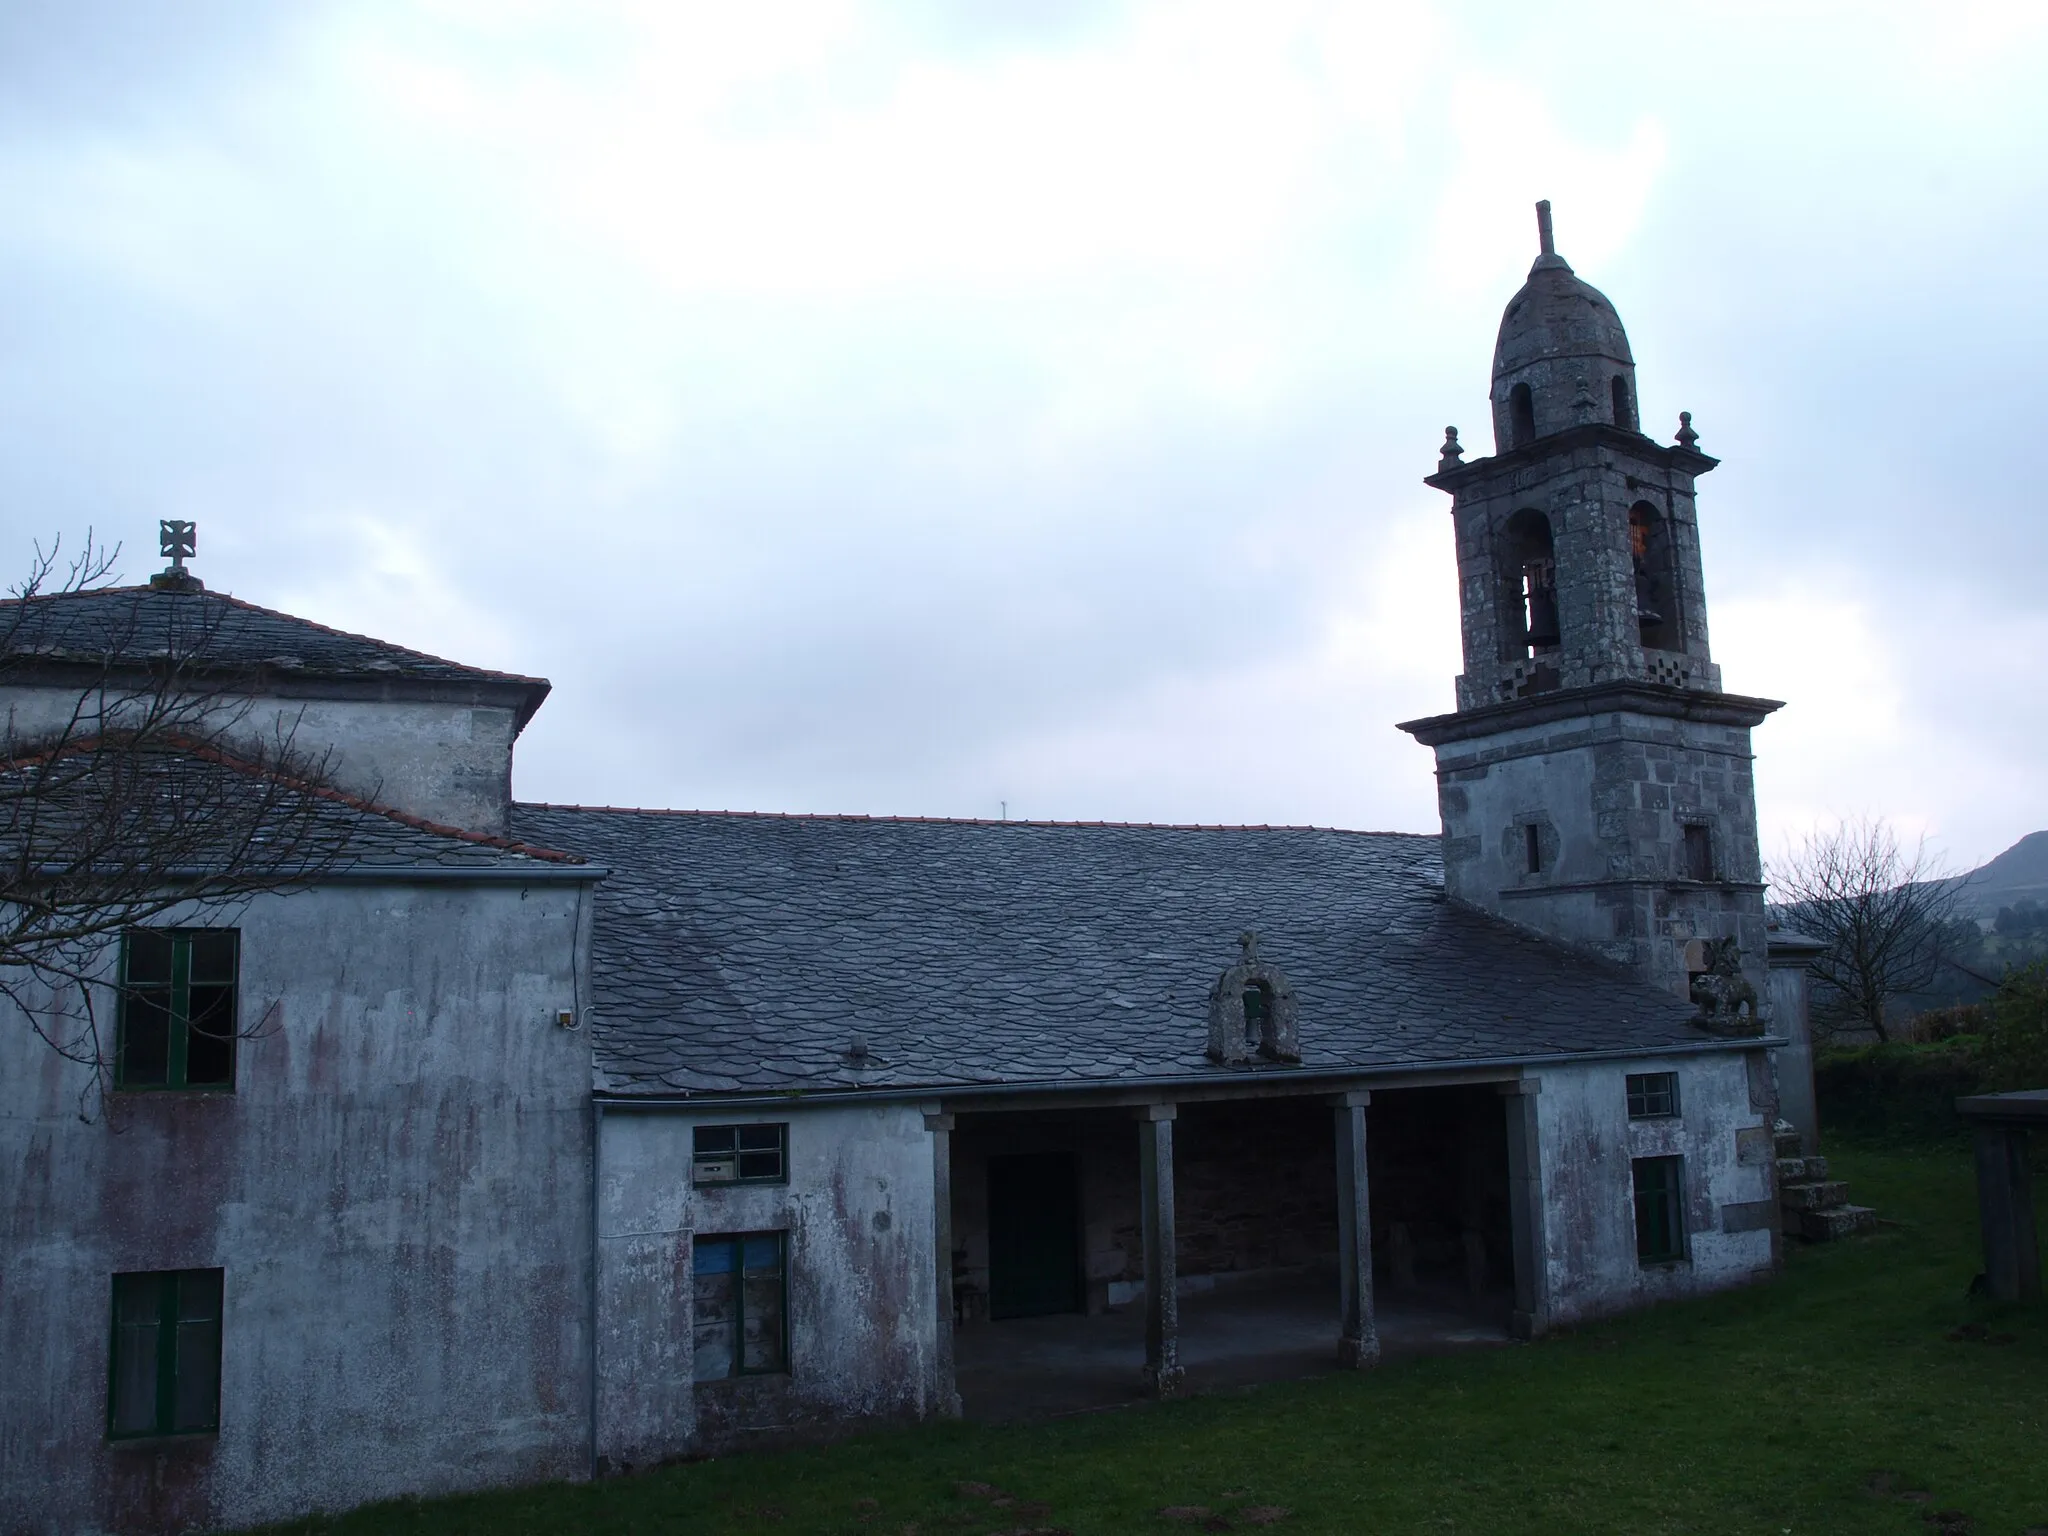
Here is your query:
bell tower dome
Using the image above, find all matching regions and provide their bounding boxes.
[1490,201,1640,452]
[1400,203,1783,1014]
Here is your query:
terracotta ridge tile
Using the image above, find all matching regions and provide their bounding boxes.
[515,801,1431,838]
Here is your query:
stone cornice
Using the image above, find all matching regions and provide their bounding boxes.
[1498,878,1768,900]
[1398,680,1783,747]
[1425,423,1718,494]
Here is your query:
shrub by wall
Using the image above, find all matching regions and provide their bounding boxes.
[1813,1042,1985,1145]
[1815,963,2048,1144]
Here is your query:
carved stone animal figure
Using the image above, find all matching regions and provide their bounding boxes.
[1689,938,1759,1029]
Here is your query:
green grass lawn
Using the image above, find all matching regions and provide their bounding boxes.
[254,1141,2048,1536]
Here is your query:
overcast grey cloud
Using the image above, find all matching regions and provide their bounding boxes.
[3,1,2044,867]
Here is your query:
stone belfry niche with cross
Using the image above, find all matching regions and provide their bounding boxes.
[1401,203,1782,1012]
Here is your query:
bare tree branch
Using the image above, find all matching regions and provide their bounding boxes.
[1767,816,1968,1043]
[1,534,364,1116]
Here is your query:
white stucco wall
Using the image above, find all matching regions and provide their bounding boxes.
[0,686,522,835]
[1533,1050,1775,1327]
[0,879,595,1536]
[595,1101,941,1468]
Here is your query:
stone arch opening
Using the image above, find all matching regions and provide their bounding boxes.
[1508,383,1535,448]
[1628,501,1682,653]
[1501,509,1559,659]
[1611,375,1635,430]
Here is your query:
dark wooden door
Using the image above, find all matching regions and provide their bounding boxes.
[987,1152,1082,1319]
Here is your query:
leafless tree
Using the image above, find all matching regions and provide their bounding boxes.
[1768,815,1968,1042]
[1,534,361,1116]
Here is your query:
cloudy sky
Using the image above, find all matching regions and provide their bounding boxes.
[4,1,2045,871]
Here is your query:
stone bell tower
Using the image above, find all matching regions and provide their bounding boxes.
[1399,202,1782,1014]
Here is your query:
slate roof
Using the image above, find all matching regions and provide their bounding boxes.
[295,780,590,874]
[512,805,1718,1098]
[0,586,550,725]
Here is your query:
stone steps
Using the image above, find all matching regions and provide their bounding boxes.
[1773,1120,1875,1243]
[1793,1204,1880,1242]
[1780,1179,1851,1212]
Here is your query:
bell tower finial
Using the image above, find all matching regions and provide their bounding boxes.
[1535,199,1554,258]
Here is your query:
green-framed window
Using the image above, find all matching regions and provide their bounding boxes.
[692,1232,788,1381]
[117,929,239,1090]
[1631,1156,1687,1265]
[1626,1071,1679,1119]
[692,1123,788,1186]
[108,1269,223,1439]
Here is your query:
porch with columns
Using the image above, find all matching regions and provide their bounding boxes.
[934,1079,1542,1419]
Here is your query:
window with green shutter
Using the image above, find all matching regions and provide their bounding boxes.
[116,929,238,1090]
[1631,1155,1687,1265]
[108,1269,223,1439]
[692,1233,788,1380]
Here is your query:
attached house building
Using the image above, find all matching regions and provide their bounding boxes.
[3,210,1808,1534]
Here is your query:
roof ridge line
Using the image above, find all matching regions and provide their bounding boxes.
[514,801,1435,837]
[204,589,549,686]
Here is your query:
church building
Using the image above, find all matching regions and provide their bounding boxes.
[2,207,1806,1535]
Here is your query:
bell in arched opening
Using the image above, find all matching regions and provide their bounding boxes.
[1629,502,1683,650]
[1500,508,1560,659]
[1523,558,1561,650]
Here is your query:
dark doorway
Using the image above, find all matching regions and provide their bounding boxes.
[1368,1085,1515,1310]
[987,1152,1082,1319]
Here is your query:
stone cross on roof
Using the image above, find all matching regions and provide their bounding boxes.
[151,520,204,593]
[160,520,196,568]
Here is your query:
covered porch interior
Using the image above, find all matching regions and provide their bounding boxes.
[940,1081,1538,1420]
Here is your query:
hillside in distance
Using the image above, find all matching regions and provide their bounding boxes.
[1960,830,2048,916]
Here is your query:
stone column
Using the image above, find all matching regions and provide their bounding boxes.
[1767,930,1828,1157]
[924,1110,962,1416]
[1330,1090,1379,1367]
[1973,1125,2041,1303]
[1138,1103,1184,1397]
[1498,1079,1549,1341]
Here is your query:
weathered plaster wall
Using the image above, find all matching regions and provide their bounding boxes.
[0,688,520,835]
[594,1101,940,1466]
[1433,707,1768,1003]
[247,697,520,835]
[1534,1051,1775,1327]
[0,880,593,1536]
[592,1110,693,1472]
